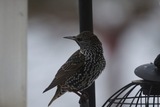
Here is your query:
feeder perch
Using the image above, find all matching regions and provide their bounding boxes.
[102,54,160,107]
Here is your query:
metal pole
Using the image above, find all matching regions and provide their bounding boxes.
[79,0,95,107]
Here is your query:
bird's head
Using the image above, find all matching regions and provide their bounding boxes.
[64,31,102,49]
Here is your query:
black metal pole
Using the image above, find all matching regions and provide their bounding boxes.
[79,0,93,32]
[79,0,95,107]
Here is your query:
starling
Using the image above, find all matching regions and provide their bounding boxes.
[43,31,106,106]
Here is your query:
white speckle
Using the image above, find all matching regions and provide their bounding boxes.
[144,66,148,69]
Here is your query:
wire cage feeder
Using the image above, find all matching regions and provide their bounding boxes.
[102,54,160,107]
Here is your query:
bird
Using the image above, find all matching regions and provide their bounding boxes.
[43,31,106,106]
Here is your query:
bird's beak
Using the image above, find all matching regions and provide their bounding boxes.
[63,36,76,40]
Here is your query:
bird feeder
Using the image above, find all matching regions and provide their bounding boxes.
[102,54,160,107]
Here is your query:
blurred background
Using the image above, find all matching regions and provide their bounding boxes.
[28,0,160,107]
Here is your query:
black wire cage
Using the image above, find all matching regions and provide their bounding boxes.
[102,54,160,107]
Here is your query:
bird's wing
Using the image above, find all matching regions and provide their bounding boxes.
[43,50,85,93]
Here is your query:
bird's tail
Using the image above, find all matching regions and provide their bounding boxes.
[48,86,66,106]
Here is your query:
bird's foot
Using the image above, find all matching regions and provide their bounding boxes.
[79,92,89,104]
[73,91,89,104]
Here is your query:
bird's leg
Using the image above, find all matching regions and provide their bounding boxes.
[79,91,89,104]
[73,91,89,104]
[73,91,82,97]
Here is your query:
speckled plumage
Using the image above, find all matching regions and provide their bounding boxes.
[43,31,106,106]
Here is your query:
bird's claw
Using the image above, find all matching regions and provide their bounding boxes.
[79,93,89,104]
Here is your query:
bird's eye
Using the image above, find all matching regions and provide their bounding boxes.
[77,38,82,41]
